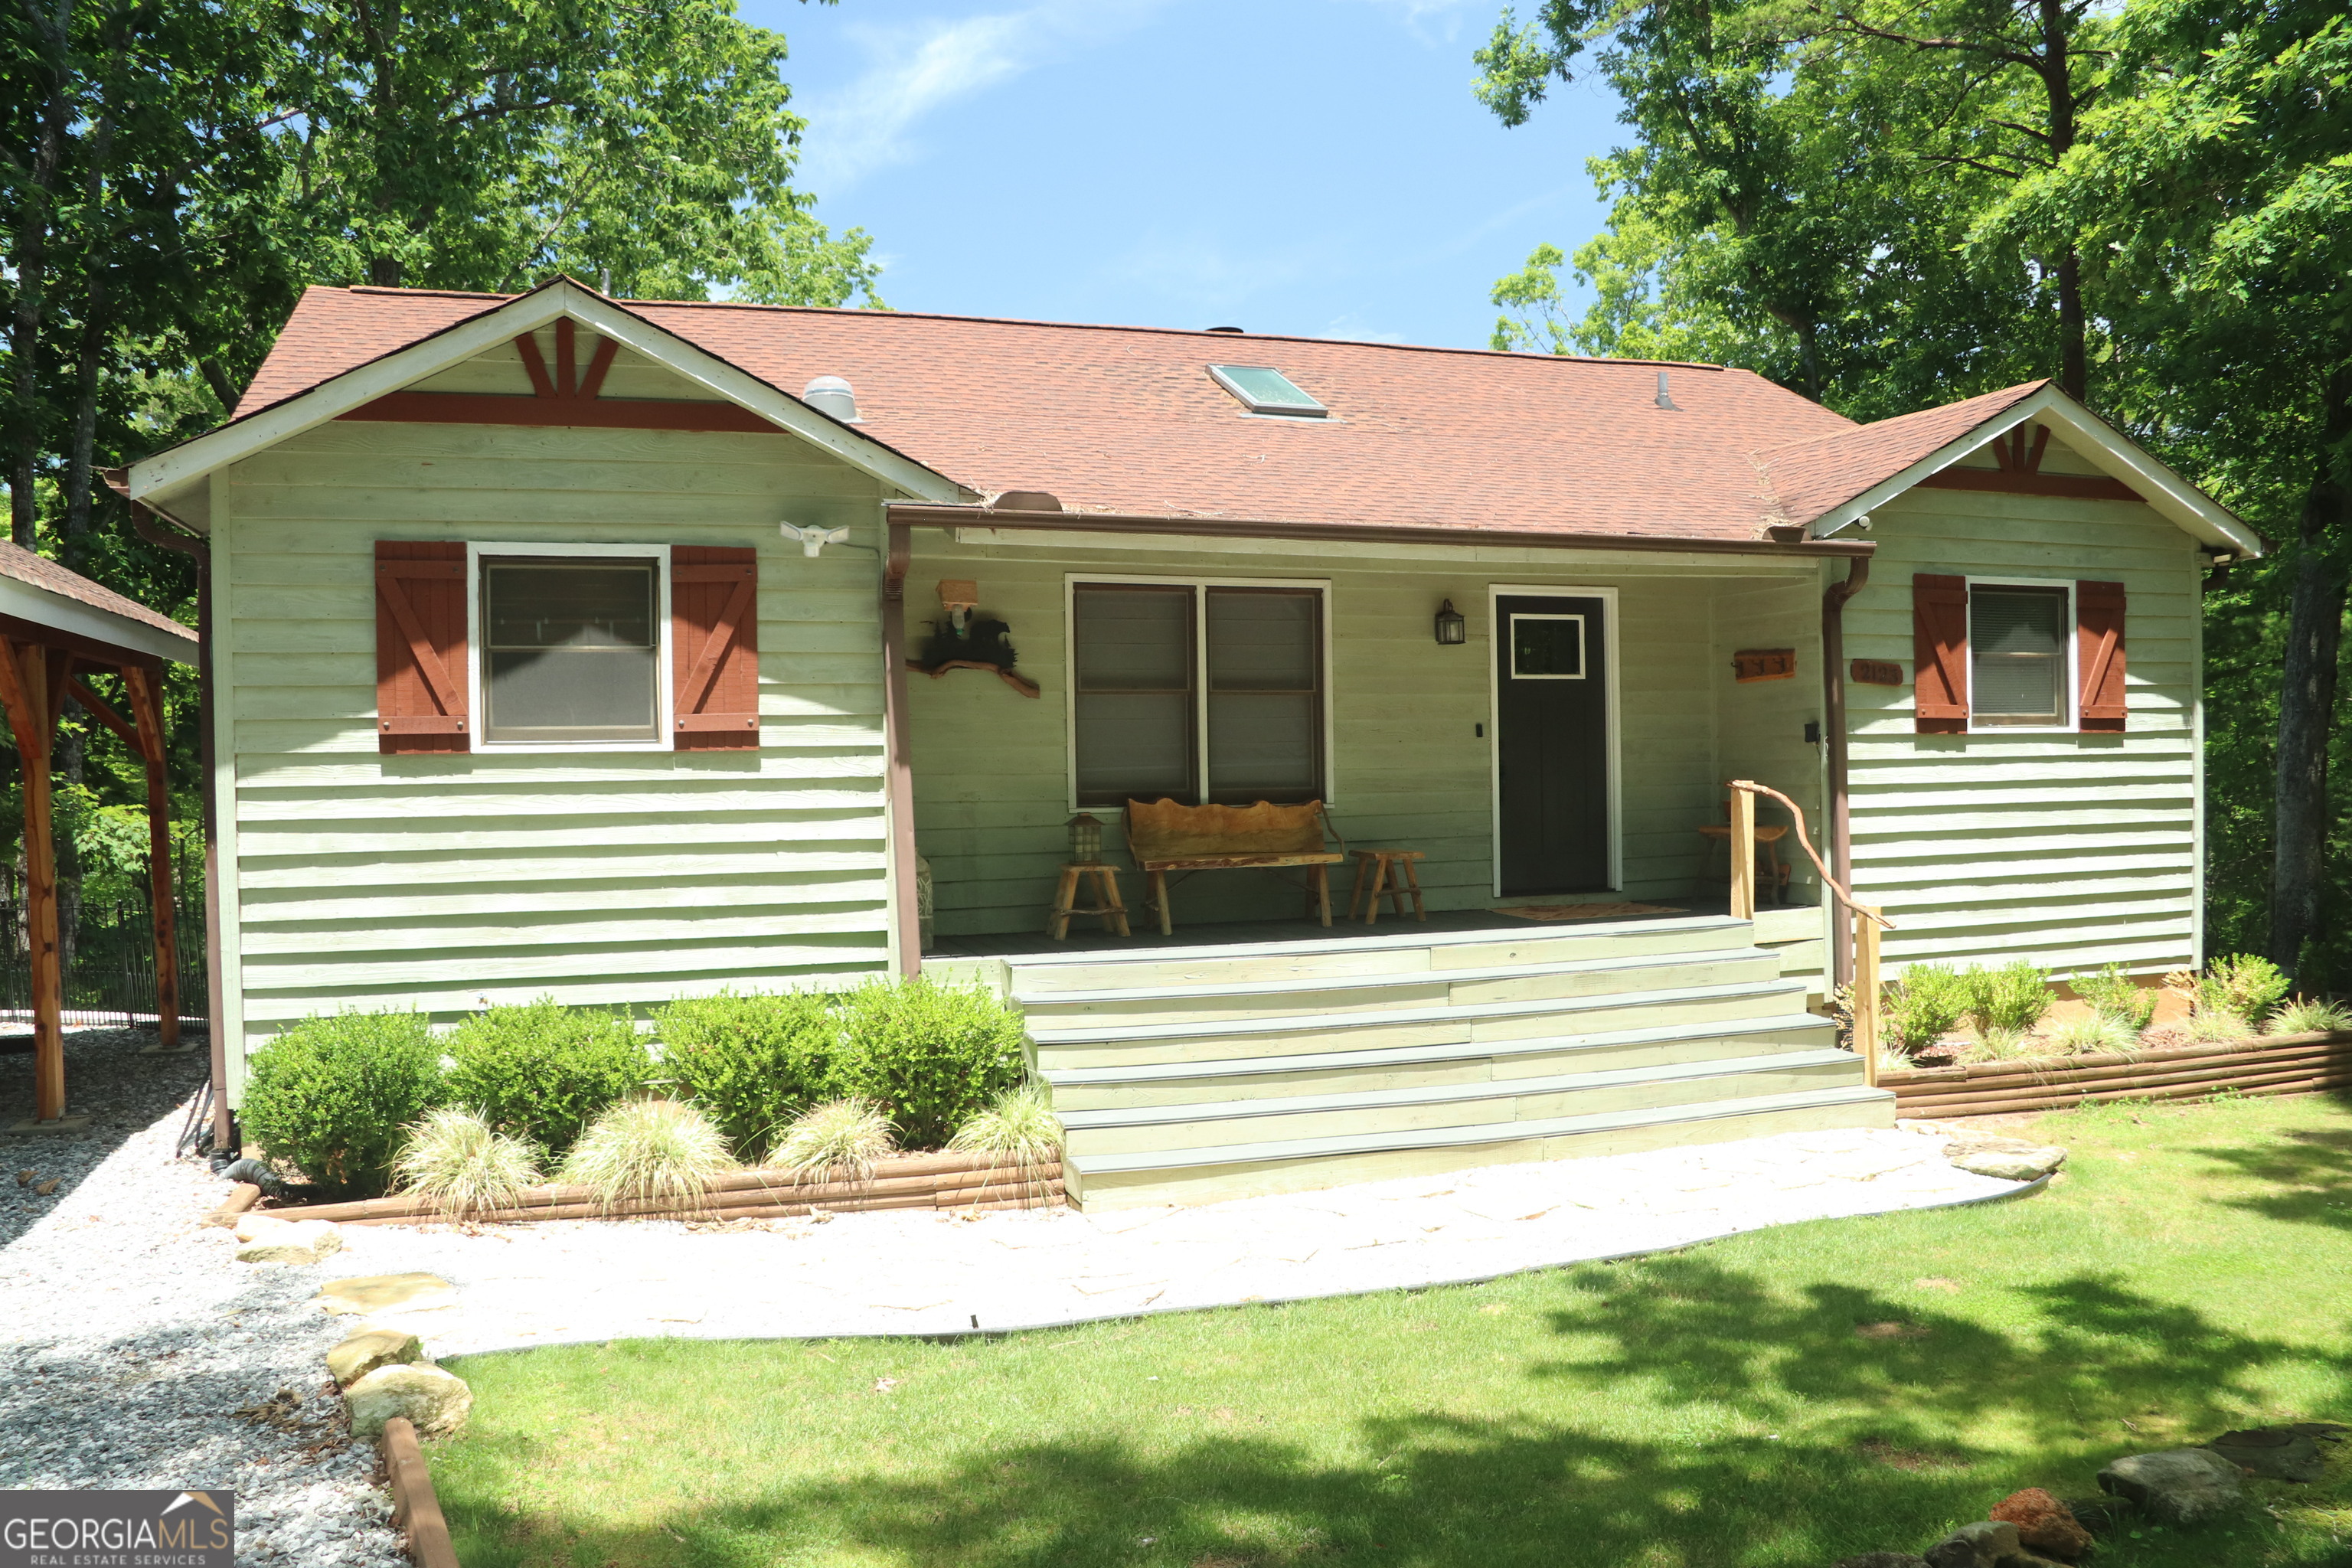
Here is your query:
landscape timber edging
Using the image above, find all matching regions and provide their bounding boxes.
[379,1415,460,1568]
[268,1149,1066,1226]
[1885,1029,2352,1119]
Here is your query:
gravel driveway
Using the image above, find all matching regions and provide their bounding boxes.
[0,1027,403,1568]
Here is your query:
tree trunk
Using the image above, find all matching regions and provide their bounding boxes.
[2268,364,2352,978]
[2037,0,2087,402]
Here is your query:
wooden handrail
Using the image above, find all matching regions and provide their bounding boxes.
[1726,779,1893,930]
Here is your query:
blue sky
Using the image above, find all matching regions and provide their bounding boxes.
[734,0,1626,350]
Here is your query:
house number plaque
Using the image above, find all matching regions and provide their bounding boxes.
[1851,659,1904,686]
[1732,648,1798,683]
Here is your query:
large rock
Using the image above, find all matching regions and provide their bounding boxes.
[2098,1448,2246,1525]
[345,1361,472,1439]
[234,1217,344,1264]
[1923,1520,2019,1568]
[1948,1145,2066,1181]
[327,1328,423,1388]
[1988,1488,2094,1560]
[2204,1426,2328,1482]
[315,1272,456,1316]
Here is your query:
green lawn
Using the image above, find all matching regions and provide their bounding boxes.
[433,1093,2352,1568]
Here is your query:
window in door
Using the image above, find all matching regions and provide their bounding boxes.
[1969,583,2069,727]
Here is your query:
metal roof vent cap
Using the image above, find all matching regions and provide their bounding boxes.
[803,375,860,423]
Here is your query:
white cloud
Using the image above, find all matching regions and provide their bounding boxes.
[797,1,1166,192]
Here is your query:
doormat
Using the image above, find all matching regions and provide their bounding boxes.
[1496,903,1686,922]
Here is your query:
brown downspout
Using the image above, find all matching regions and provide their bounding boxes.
[1821,555,1870,992]
[880,520,921,976]
[119,485,231,1150]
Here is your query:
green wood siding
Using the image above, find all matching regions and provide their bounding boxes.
[216,415,895,1089]
[1841,440,2204,979]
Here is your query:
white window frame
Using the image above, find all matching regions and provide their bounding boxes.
[1964,574,2077,735]
[1063,572,1336,812]
[466,541,675,754]
[1486,583,1624,897]
[1507,612,1589,680]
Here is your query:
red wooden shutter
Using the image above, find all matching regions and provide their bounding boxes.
[1912,573,1970,734]
[374,541,469,753]
[2077,579,2127,731]
[671,546,759,750]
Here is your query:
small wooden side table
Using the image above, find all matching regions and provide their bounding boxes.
[1697,823,1790,905]
[1048,863,1132,939]
[1348,849,1426,926]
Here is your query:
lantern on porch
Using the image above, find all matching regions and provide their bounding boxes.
[1067,812,1104,864]
[1433,599,1467,645]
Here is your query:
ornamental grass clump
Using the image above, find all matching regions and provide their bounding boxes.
[770,1098,896,1185]
[444,997,651,1160]
[653,988,840,1161]
[1962,961,2056,1041]
[240,1009,445,1198]
[2268,996,2352,1035]
[2199,953,2292,1028]
[560,1099,735,1211]
[393,1108,541,1219]
[2186,1008,2254,1044]
[1883,964,1971,1054]
[2049,1011,2138,1057]
[2070,962,2159,1033]
[949,1083,1064,1170]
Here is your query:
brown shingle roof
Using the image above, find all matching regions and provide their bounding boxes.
[0,541,197,645]
[228,284,2058,542]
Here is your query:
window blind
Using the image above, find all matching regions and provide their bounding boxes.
[1073,584,1194,802]
[1970,585,2066,725]
[1206,587,1321,802]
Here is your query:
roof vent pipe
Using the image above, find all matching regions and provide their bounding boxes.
[804,375,860,423]
[1206,325,1244,334]
[1655,371,1679,410]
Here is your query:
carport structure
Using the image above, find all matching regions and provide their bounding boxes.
[0,542,198,1125]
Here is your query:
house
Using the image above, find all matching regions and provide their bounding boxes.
[119,277,2258,1204]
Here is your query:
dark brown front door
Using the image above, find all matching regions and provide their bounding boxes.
[1496,593,1611,896]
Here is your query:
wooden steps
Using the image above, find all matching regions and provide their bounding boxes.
[1014,916,1894,1208]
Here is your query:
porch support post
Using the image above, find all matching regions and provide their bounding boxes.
[123,662,181,1047]
[1727,785,1756,921]
[880,520,922,977]
[0,639,67,1120]
[1821,557,1871,991]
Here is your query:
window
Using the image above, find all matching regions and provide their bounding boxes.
[1207,364,1328,418]
[1969,583,2068,727]
[479,556,662,744]
[1070,579,1326,806]
[1510,614,1586,679]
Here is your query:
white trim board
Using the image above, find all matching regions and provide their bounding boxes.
[463,541,677,754]
[1487,583,1624,898]
[0,575,197,665]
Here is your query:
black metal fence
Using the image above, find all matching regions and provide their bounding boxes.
[0,888,208,1028]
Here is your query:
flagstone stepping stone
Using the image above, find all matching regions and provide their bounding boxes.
[2098,1448,2246,1524]
[1947,1143,2066,1181]
[327,1327,423,1387]
[315,1272,456,1316]
[2203,1425,2334,1481]
[234,1217,344,1264]
[345,1361,472,1438]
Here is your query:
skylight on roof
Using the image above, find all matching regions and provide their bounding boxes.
[1208,364,1328,418]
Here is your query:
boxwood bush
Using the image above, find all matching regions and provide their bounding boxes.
[443,997,652,1159]
[654,989,840,1160]
[832,977,1027,1148]
[240,1009,444,1197]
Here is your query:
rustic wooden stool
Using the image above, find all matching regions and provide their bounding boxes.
[1348,849,1426,926]
[1697,823,1790,905]
[1048,863,1131,940]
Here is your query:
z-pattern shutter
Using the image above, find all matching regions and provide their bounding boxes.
[2077,579,2127,732]
[671,545,760,750]
[1912,573,1970,734]
[374,541,469,753]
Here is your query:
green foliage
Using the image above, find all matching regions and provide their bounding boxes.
[2186,1009,2253,1044]
[560,1099,737,1209]
[948,1083,1065,1168]
[654,988,840,1160]
[240,1011,445,1197]
[1963,961,2057,1038]
[1883,963,1971,1053]
[393,1108,544,1219]
[770,1098,897,1183]
[2049,1012,2138,1056]
[832,979,1029,1148]
[2199,954,2292,1024]
[443,998,652,1159]
[2269,996,2352,1036]
[2071,964,2159,1033]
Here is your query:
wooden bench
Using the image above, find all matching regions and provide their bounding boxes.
[1123,798,1345,936]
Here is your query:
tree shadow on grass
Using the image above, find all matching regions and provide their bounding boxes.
[2187,1092,2352,1233]
[440,1259,2352,1568]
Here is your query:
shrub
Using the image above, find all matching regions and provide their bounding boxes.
[443,998,651,1159]
[2049,1012,2138,1056]
[833,977,1028,1147]
[393,1107,541,1219]
[2070,962,2158,1033]
[2269,996,2352,1035]
[771,1098,896,1184]
[1963,961,2056,1038]
[653,988,841,1160]
[2199,954,2292,1025]
[948,1083,1064,1168]
[240,1010,444,1198]
[1883,963,1971,1053]
[560,1099,736,1210]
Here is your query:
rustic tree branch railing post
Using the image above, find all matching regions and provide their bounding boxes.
[1726,779,1894,1085]
[0,639,67,1119]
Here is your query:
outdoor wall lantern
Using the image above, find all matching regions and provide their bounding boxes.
[1067,812,1105,864]
[1433,599,1468,645]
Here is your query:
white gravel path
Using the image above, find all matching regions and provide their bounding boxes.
[336,1122,2029,1356]
[0,1028,403,1568]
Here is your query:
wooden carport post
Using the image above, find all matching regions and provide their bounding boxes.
[0,639,67,1119]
